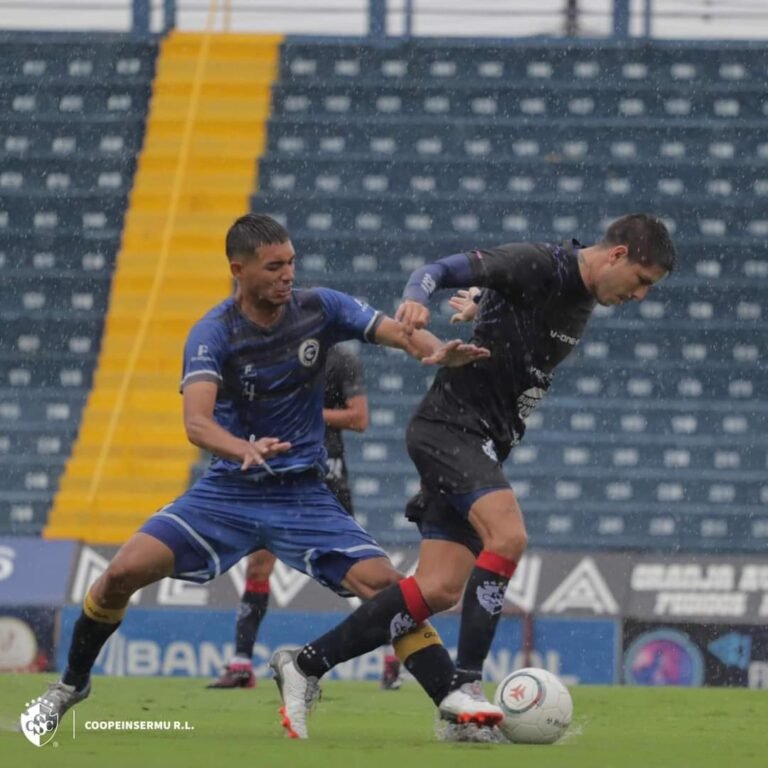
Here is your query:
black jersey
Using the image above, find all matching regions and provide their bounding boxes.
[414,241,596,454]
[324,345,366,462]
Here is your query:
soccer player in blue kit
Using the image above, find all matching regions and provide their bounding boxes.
[273,214,677,738]
[38,213,489,735]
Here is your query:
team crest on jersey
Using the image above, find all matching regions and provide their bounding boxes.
[298,339,320,367]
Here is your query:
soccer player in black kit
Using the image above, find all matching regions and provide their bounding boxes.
[273,214,677,735]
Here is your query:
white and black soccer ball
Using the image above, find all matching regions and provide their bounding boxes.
[494,667,573,744]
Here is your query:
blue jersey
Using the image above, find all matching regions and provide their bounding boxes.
[181,288,383,479]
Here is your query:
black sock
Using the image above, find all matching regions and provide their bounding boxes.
[404,643,456,706]
[451,551,517,690]
[62,612,121,691]
[297,577,431,677]
[234,587,269,659]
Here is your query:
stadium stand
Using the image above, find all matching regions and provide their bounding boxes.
[2,33,765,553]
[44,32,282,543]
[253,39,768,551]
[0,34,157,535]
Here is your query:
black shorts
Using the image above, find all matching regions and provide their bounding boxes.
[326,474,354,516]
[404,416,510,555]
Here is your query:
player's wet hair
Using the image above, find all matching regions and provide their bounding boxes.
[601,213,677,273]
[226,213,290,261]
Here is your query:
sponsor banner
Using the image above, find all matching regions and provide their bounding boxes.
[627,557,768,624]
[0,606,56,672]
[0,537,77,605]
[64,544,629,618]
[63,545,768,623]
[57,606,617,684]
[622,620,768,689]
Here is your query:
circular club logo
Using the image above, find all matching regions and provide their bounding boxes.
[624,629,704,686]
[298,339,320,367]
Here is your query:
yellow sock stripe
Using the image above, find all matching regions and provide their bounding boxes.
[393,622,444,663]
[83,591,126,624]
[45,30,283,544]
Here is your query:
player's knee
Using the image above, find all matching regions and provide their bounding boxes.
[360,570,401,599]
[99,562,142,599]
[485,528,528,561]
[417,579,463,613]
[101,553,169,599]
[344,558,402,600]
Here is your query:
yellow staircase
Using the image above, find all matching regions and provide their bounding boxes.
[45,32,283,544]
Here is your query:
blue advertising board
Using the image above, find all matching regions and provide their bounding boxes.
[57,607,617,683]
[0,537,77,605]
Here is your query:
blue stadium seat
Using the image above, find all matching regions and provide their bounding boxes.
[0,34,156,534]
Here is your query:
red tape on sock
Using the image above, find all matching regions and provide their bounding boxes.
[245,579,270,594]
[399,576,432,624]
[476,550,517,579]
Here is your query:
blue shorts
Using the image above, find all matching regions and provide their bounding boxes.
[139,471,387,596]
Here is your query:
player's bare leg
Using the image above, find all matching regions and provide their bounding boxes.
[40,533,175,723]
[412,540,505,729]
[208,550,275,689]
[431,489,527,733]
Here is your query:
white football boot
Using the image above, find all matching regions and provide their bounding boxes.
[269,649,321,739]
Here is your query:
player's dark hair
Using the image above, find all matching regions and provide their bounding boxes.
[601,213,677,273]
[225,213,290,261]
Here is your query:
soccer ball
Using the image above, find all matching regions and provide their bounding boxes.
[494,667,573,744]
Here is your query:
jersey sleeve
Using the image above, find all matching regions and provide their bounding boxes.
[467,243,556,303]
[316,288,384,344]
[180,318,228,392]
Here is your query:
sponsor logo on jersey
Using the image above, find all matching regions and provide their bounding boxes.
[550,329,579,346]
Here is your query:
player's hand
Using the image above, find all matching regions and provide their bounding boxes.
[395,300,431,333]
[241,437,292,471]
[422,339,490,367]
[448,288,480,324]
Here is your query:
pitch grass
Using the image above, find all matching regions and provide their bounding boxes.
[1,675,765,768]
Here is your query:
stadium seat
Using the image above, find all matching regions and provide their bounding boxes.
[257,37,768,551]
[0,34,156,534]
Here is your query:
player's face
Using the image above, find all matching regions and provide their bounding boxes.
[593,249,668,306]
[232,241,296,306]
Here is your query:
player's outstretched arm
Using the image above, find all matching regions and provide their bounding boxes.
[421,338,490,367]
[374,317,489,367]
[396,253,475,332]
[183,380,291,470]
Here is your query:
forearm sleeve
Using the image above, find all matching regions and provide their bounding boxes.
[401,253,474,304]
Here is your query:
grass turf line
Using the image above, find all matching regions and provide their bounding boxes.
[0,674,765,768]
